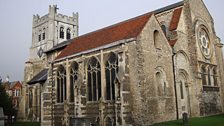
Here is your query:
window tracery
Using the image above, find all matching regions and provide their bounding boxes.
[105,53,118,100]
[57,65,67,103]
[70,62,79,102]
[87,57,101,101]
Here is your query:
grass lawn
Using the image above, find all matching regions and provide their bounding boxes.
[5,122,40,126]
[152,114,224,126]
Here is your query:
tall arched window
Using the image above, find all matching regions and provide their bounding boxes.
[29,89,33,108]
[70,62,79,102]
[180,81,184,99]
[208,67,211,86]
[213,68,218,86]
[42,28,45,40]
[154,30,160,49]
[87,57,101,101]
[60,27,64,39]
[201,66,207,85]
[66,28,71,40]
[105,53,118,100]
[57,65,66,103]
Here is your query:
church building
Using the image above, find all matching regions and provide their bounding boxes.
[22,0,224,126]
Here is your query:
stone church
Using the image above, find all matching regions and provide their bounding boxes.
[21,0,224,126]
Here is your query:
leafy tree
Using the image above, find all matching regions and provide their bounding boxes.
[0,84,16,121]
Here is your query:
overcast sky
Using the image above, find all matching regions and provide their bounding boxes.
[0,0,223,81]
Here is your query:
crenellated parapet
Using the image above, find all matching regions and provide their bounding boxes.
[55,12,78,25]
[33,14,49,27]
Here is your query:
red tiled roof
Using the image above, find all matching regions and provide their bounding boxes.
[169,7,183,31]
[56,13,152,60]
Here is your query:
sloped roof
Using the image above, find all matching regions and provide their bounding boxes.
[56,1,184,60]
[45,39,73,54]
[169,7,183,31]
[56,12,152,60]
[27,69,48,85]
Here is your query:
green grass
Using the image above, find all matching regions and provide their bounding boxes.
[152,114,224,126]
[5,122,40,126]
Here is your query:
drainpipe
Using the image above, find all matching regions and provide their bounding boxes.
[51,63,54,126]
[172,47,179,120]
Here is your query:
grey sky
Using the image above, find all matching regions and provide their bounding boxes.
[0,0,223,81]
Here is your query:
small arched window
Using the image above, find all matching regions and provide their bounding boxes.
[154,30,160,49]
[156,72,167,96]
[66,28,71,40]
[201,66,207,85]
[42,28,45,40]
[87,57,101,101]
[60,27,64,39]
[57,65,66,103]
[38,30,41,42]
[161,24,167,36]
[105,53,118,100]
[70,62,79,102]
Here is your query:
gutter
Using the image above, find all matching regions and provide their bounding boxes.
[53,38,136,63]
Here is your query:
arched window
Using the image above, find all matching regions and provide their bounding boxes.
[208,67,211,86]
[105,53,118,100]
[154,30,160,49]
[60,27,64,39]
[66,28,71,40]
[38,30,41,42]
[201,66,207,85]
[213,68,218,86]
[180,81,184,99]
[87,57,101,101]
[156,71,167,96]
[42,28,45,40]
[70,62,78,102]
[161,24,167,36]
[29,89,33,108]
[57,65,66,103]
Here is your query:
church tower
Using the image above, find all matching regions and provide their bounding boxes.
[19,5,79,122]
[29,5,78,61]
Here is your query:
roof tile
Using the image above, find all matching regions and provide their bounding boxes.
[169,7,183,31]
[56,13,152,60]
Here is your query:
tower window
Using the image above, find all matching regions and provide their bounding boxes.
[87,57,101,101]
[42,28,45,40]
[60,27,64,39]
[66,28,71,40]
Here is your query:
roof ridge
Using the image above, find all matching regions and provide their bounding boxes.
[71,12,152,41]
